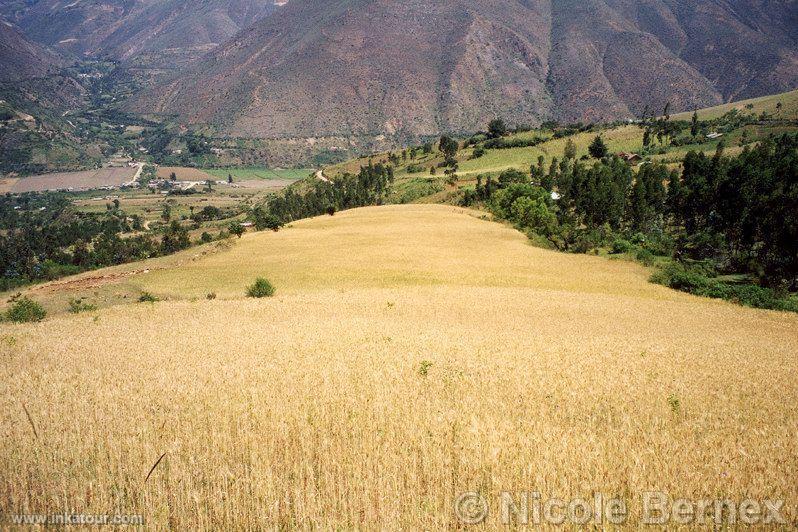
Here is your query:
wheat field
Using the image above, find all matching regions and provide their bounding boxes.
[2,205,797,528]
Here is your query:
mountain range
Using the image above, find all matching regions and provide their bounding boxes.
[0,0,282,68]
[3,0,798,141]
[133,0,798,139]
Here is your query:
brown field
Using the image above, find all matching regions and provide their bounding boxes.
[1,205,797,528]
[7,167,138,193]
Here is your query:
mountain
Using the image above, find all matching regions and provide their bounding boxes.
[0,20,62,82]
[0,21,85,110]
[135,0,798,138]
[0,0,283,67]
[0,22,91,175]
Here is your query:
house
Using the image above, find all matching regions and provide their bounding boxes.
[706,132,724,140]
[617,152,642,163]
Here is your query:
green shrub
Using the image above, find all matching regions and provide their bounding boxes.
[247,278,276,298]
[68,298,97,314]
[138,292,159,303]
[5,297,46,323]
[471,147,486,159]
[611,238,633,254]
[651,262,798,312]
[635,248,656,266]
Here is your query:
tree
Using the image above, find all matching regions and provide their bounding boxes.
[531,156,546,185]
[488,118,508,139]
[588,136,608,159]
[205,179,214,192]
[564,138,577,160]
[161,204,171,222]
[252,207,284,231]
[229,222,245,238]
[496,169,528,188]
[228,173,233,184]
[691,111,699,137]
[170,172,177,181]
[439,136,459,159]
[161,221,190,253]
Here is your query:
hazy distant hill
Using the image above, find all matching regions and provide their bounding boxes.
[0,0,282,67]
[134,0,798,138]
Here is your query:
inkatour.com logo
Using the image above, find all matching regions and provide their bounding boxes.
[6,513,144,526]
[454,491,787,526]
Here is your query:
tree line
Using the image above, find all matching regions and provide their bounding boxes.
[463,133,798,309]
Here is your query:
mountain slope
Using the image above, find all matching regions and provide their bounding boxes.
[0,0,282,67]
[136,0,798,138]
[0,21,62,82]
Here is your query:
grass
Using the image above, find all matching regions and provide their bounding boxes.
[202,167,315,181]
[1,205,797,527]
[671,88,798,121]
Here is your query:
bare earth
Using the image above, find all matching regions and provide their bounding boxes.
[8,167,138,193]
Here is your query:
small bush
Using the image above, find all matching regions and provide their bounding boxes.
[68,298,97,314]
[5,297,46,323]
[138,292,159,303]
[611,238,633,254]
[206,293,217,300]
[635,248,656,266]
[247,278,276,298]
[471,147,486,159]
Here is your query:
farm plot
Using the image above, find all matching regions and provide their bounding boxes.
[9,167,138,193]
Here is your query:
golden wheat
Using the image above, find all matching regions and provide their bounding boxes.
[2,205,797,528]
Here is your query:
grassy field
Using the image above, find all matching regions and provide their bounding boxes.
[671,88,798,121]
[202,167,315,181]
[2,205,797,528]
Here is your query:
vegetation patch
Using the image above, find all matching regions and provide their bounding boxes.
[4,296,46,323]
[247,278,276,298]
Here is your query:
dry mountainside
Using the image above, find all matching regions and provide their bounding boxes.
[136,0,798,138]
[2,205,797,528]
[0,0,283,67]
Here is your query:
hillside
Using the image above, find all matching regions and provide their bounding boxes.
[0,21,62,82]
[2,205,797,527]
[0,0,282,68]
[136,0,798,139]
[0,22,91,174]
[326,89,798,202]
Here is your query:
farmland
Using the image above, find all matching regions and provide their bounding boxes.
[325,89,798,201]
[202,167,315,181]
[0,166,139,193]
[2,205,797,528]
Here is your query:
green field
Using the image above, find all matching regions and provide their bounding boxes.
[202,167,316,181]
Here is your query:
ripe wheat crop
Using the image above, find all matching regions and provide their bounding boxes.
[2,205,796,528]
